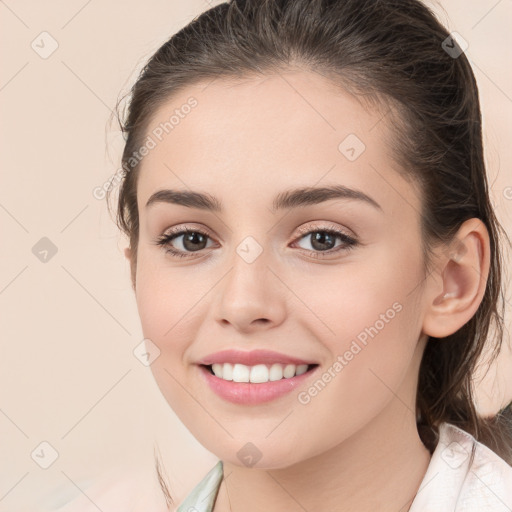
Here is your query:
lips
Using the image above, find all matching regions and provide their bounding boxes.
[198,362,319,404]
[196,348,317,367]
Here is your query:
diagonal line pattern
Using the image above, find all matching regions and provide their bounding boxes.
[471,0,503,30]
[61,0,94,29]
[0,472,30,502]
[470,60,512,104]
[265,410,294,438]
[264,471,309,511]
[61,369,132,439]
[61,61,113,114]
[368,162,419,215]
[397,472,439,512]
[369,107,392,132]
[61,265,131,335]
[0,202,29,232]
[60,471,105,511]
[60,204,89,233]
[0,265,29,295]
[368,367,415,415]
[0,62,29,92]
[0,0,29,28]
[0,408,29,438]
[471,470,512,511]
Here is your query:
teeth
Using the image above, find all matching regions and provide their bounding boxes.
[210,363,310,383]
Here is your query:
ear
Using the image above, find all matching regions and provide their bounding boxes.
[124,246,136,291]
[422,218,491,338]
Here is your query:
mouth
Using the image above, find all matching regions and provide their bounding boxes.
[198,363,320,405]
[201,362,319,382]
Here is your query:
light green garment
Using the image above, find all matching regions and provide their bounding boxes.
[176,460,223,512]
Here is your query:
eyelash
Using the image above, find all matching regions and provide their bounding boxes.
[154,225,358,260]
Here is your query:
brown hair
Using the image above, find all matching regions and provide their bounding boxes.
[108,0,512,506]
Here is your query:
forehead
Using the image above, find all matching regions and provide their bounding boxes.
[136,69,418,215]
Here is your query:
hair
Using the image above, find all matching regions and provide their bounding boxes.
[107,0,512,506]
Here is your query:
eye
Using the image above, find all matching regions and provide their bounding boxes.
[292,225,358,258]
[155,227,216,258]
[154,224,358,260]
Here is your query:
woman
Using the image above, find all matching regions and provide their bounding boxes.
[56,0,512,510]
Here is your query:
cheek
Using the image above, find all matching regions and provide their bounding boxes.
[291,243,424,412]
[133,259,205,424]
[288,292,423,463]
[294,240,424,351]
[134,252,195,358]
[135,243,204,322]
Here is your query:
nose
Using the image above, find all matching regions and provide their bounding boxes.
[212,238,287,334]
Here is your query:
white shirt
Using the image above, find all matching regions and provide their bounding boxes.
[408,423,512,511]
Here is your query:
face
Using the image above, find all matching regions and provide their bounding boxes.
[130,70,430,468]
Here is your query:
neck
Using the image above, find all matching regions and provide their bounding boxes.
[213,337,432,512]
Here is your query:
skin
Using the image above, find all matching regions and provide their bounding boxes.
[124,68,490,512]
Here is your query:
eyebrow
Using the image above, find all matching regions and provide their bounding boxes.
[145,185,382,213]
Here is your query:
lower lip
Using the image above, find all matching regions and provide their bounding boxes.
[198,364,319,405]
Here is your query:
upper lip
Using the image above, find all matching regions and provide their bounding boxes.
[196,349,317,367]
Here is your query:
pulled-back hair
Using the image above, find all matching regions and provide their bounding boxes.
[108,0,511,506]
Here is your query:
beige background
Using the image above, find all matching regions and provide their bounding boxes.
[1,1,511,511]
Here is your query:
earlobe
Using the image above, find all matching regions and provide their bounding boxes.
[124,247,131,261]
[422,218,490,338]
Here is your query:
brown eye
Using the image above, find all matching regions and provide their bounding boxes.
[155,228,214,258]
[155,225,358,260]
[179,231,209,252]
[294,228,357,255]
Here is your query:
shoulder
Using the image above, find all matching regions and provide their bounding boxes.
[410,422,512,512]
[42,466,170,512]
